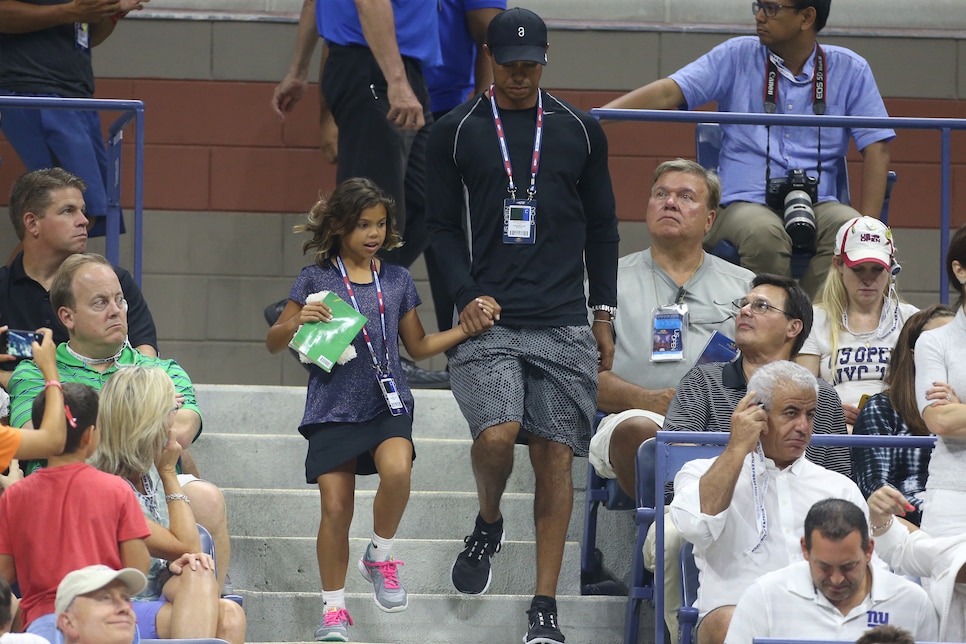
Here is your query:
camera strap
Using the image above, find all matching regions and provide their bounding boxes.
[763,45,826,188]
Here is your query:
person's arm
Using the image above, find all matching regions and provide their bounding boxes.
[266,298,334,354]
[271,0,319,120]
[596,370,674,415]
[915,332,966,437]
[466,7,502,97]
[697,391,765,515]
[88,0,145,47]
[859,140,890,219]
[0,554,14,584]
[144,434,201,561]
[581,118,620,371]
[794,353,820,376]
[398,300,498,360]
[0,0,120,33]
[317,43,338,164]
[355,0,424,130]
[600,78,686,111]
[12,329,66,458]
[119,538,151,575]
[0,371,10,391]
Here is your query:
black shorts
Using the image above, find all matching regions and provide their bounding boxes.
[302,411,415,482]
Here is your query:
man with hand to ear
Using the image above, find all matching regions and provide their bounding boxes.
[670,360,869,644]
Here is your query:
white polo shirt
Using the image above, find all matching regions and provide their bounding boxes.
[725,560,939,644]
[670,454,868,617]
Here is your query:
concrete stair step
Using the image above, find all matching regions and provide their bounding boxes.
[194,386,466,439]
[228,536,581,595]
[240,591,631,644]
[193,434,587,493]
[224,489,585,542]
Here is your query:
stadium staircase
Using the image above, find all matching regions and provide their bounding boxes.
[192,385,632,643]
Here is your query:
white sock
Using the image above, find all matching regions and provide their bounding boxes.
[322,588,346,610]
[369,532,394,561]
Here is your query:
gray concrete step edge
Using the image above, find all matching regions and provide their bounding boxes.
[229,535,581,595]
[239,590,634,644]
[194,386,466,439]
[192,433,589,493]
[225,489,588,542]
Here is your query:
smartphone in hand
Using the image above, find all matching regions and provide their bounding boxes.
[1,329,44,359]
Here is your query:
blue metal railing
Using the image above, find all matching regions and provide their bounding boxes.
[1,96,145,283]
[591,108,966,302]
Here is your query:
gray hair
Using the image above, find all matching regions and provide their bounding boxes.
[747,360,819,410]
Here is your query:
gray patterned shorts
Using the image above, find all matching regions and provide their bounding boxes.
[447,325,598,456]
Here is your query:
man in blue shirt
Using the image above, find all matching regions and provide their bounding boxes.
[603,0,894,298]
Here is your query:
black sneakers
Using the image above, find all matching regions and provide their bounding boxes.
[399,357,450,389]
[524,597,565,644]
[451,520,504,594]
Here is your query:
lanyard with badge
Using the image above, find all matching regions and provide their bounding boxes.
[489,84,542,245]
[650,264,692,362]
[335,257,406,416]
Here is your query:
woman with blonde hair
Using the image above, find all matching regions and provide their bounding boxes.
[797,216,917,426]
[91,366,245,643]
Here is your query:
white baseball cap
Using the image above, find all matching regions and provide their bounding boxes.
[834,216,895,270]
[55,565,147,615]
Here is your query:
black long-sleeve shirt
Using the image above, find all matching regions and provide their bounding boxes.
[426,89,619,327]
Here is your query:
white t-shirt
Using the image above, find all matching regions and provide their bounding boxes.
[801,300,918,408]
[725,560,938,644]
[0,633,51,643]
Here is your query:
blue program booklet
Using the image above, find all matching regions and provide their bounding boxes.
[696,331,739,366]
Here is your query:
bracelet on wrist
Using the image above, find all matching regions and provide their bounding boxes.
[164,493,191,504]
[44,380,63,391]
[870,515,893,533]
[592,319,613,326]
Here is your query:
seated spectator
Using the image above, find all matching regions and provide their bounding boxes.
[55,566,147,644]
[590,159,753,499]
[856,625,916,644]
[90,366,245,643]
[0,575,47,643]
[852,305,957,525]
[669,360,865,644]
[1,168,158,392]
[797,217,918,427]
[0,383,151,644]
[725,498,938,644]
[0,327,67,473]
[868,485,966,641]
[7,253,231,588]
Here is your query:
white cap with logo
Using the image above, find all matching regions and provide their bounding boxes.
[834,216,896,272]
[55,565,147,616]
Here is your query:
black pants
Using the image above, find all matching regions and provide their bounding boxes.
[321,44,432,268]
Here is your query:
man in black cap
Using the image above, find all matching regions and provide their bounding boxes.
[426,7,619,643]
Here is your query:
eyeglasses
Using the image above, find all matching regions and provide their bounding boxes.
[752,1,798,18]
[732,297,791,317]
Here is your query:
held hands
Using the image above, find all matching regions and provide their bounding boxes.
[729,390,768,454]
[156,428,183,475]
[867,485,915,530]
[168,552,215,576]
[459,297,501,336]
[927,381,960,406]
[299,301,333,325]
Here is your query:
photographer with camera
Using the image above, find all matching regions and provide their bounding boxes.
[796,216,917,427]
[602,0,894,298]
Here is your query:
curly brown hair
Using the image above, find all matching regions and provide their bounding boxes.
[295,177,403,266]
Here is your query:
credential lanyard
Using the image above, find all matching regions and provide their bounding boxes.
[335,257,390,371]
[489,84,544,200]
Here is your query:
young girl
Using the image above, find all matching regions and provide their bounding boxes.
[266,177,490,642]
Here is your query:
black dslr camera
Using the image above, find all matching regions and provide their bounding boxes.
[765,169,819,252]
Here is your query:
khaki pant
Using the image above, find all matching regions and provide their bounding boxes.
[644,511,685,643]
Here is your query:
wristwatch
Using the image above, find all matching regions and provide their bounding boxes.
[591,304,617,320]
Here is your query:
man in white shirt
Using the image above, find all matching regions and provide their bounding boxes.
[725,498,938,644]
[670,360,866,644]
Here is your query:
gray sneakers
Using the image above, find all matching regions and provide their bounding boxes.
[315,607,352,642]
[358,547,409,612]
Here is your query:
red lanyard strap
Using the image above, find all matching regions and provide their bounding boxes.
[488,84,544,200]
[335,257,390,370]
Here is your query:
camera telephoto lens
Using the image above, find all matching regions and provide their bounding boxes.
[783,189,817,251]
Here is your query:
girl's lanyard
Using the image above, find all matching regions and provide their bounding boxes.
[489,85,543,244]
[336,256,390,374]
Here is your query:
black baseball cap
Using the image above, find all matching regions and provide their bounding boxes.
[486,7,548,66]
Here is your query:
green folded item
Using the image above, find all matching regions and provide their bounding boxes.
[289,291,367,372]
